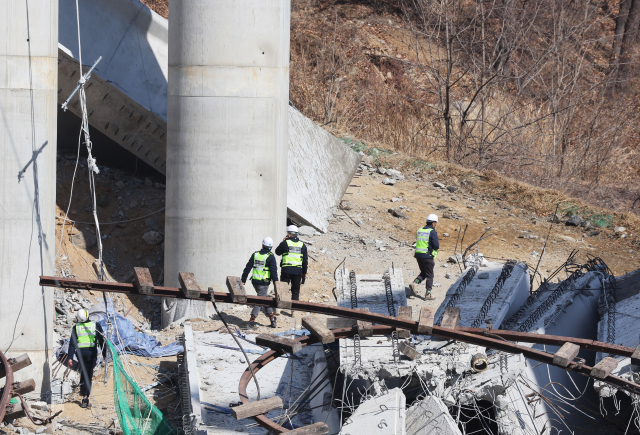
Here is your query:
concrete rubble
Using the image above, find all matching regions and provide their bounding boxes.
[338,388,406,435]
[405,396,461,435]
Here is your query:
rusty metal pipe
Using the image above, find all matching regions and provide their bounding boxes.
[0,349,15,422]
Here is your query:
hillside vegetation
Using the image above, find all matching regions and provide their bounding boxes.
[146,0,640,214]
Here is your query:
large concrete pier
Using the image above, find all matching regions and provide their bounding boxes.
[0,0,57,391]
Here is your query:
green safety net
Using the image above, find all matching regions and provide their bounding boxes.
[107,340,176,435]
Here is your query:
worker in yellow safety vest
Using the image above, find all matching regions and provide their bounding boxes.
[241,237,279,328]
[67,309,105,408]
[409,214,440,299]
[275,225,309,305]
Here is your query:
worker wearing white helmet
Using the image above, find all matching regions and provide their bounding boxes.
[241,237,279,328]
[275,224,309,305]
[66,309,105,408]
[409,214,440,299]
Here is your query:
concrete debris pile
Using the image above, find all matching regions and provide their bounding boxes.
[53,288,95,336]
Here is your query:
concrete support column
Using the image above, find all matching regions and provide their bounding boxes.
[163,0,290,326]
[0,0,57,391]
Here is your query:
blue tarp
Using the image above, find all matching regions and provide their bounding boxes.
[89,301,184,357]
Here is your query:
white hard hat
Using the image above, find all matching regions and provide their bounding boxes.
[77,309,89,323]
[262,237,273,247]
[286,225,299,233]
[427,214,439,223]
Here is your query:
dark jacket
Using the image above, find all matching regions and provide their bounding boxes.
[414,224,440,260]
[241,248,279,284]
[68,321,105,362]
[275,236,308,275]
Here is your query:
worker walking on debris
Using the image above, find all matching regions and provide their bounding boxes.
[410,214,440,299]
[67,309,105,409]
[241,237,279,328]
[276,225,309,307]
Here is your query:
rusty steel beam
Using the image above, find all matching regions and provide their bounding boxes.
[0,349,14,422]
[40,275,638,358]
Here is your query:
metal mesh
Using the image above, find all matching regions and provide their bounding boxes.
[107,340,176,435]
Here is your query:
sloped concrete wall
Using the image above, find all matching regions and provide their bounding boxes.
[288,108,361,232]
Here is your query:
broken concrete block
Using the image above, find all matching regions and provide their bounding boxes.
[339,388,406,435]
[389,208,409,219]
[406,396,461,435]
[398,341,419,360]
[382,178,396,185]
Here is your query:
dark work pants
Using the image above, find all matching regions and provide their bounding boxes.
[77,348,97,397]
[251,282,275,318]
[280,272,302,301]
[415,258,435,290]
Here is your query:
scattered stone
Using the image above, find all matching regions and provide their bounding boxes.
[446,186,457,193]
[388,208,409,219]
[70,231,97,249]
[532,251,539,257]
[377,167,387,175]
[361,238,374,246]
[588,230,600,237]
[444,272,452,279]
[442,212,452,219]
[580,220,591,229]
[529,235,539,239]
[363,156,374,165]
[374,240,385,248]
[433,182,446,189]
[144,177,153,187]
[448,254,463,264]
[115,180,125,189]
[386,169,405,181]
[442,233,450,237]
[614,226,626,234]
[145,259,156,268]
[382,178,396,185]
[467,205,475,209]
[129,199,139,208]
[478,272,490,279]
[298,226,315,237]
[142,231,163,245]
[566,215,582,226]
[518,233,529,238]
[391,197,401,202]
[36,429,45,434]
[341,201,354,210]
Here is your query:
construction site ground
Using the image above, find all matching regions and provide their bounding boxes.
[14,148,637,435]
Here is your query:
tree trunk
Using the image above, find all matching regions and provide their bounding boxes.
[613,0,632,60]
[618,0,640,87]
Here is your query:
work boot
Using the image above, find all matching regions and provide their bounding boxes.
[269,316,277,328]
[81,397,89,408]
[247,316,257,328]
[409,283,418,297]
[425,288,433,299]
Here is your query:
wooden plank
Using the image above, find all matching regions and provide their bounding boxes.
[287,422,329,435]
[356,308,373,338]
[326,317,356,329]
[417,307,434,334]
[178,272,201,299]
[632,344,640,366]
[275,281,292,309]
[553,343,580,367]
[0,354,31,380]
[396,306,412,338]
[226,276,247,303]
[232,396,283,420]
[12,379,36,395]
[255,333,302,354]
[302,316,335,344]
[3,402,26,420]
[591,357,619,379]
[398,341,419,360]
[441,307,461,329]
[133,267,154,295]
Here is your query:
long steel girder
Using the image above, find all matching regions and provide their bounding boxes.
[40,275,640,397]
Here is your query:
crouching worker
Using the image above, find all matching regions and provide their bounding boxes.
[67,309,105,408]
[242,237,279,328]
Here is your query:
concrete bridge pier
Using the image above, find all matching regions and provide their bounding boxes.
[0,0,57,391]
[163,0,290,326]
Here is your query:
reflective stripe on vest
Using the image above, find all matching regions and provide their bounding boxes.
[415,228,438,259]
[252,252,272,281]
[76,321,97,348]
[282,240,303,268]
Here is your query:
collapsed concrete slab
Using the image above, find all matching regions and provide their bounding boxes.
[595,268,640,397]
[405,396,460,435]
[311,350,341,434]
[434,260,529,329]
[339,388,406,435]
[58,0,359,234]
